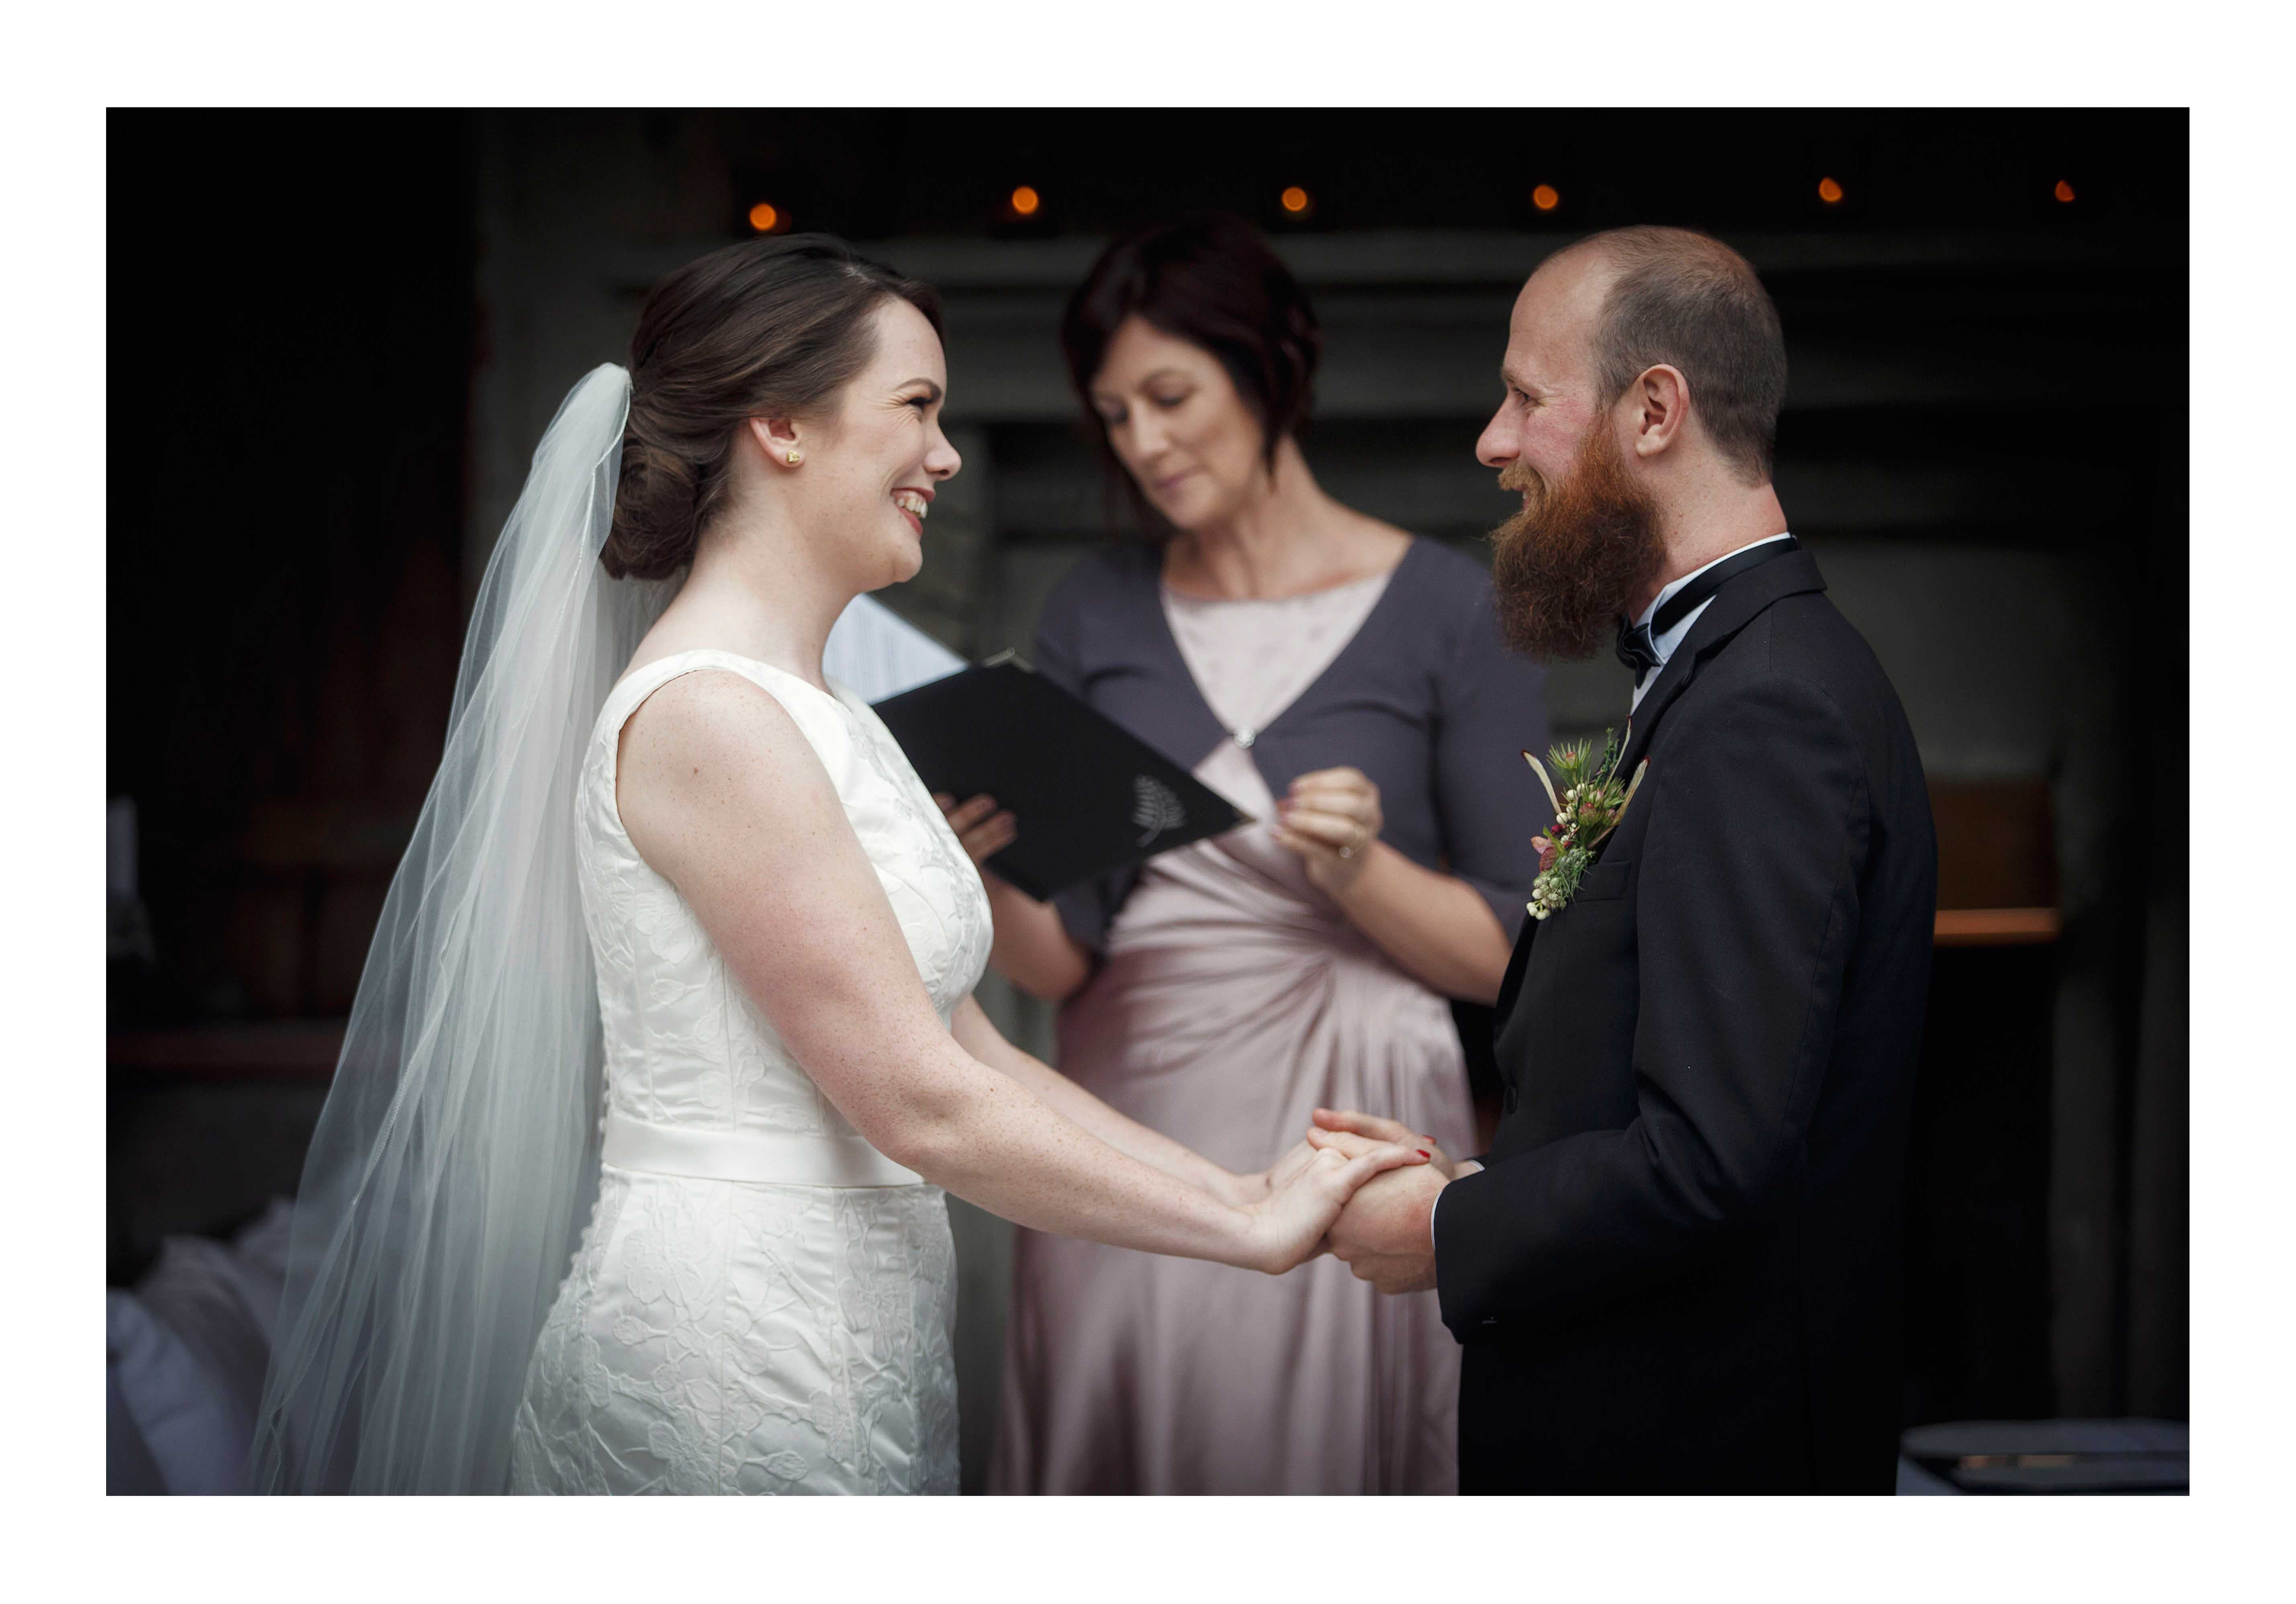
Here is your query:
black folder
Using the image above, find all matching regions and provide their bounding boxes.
[871,655,1246,901]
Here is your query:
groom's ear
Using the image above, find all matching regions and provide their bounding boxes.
[1626,364,1691,460]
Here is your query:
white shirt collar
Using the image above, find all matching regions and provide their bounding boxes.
[1629,532,1795,712]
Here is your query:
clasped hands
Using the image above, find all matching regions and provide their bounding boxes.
[1268,1109,1475,1295]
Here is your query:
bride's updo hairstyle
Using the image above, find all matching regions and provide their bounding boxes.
[604,233,943,580]
[1061,211,1321,535]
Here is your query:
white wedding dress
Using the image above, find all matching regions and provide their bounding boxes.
[507,649,991,1495]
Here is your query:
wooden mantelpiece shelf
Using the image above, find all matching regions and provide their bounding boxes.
[1933,907,2061,946]
[1927,779,2059,947]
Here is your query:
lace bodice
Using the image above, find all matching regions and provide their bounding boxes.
[579,649,992,1146]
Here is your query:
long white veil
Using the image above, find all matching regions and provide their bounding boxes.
[250,365,674,1492]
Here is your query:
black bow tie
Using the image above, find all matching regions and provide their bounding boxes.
[1625,615,1662,679]
[1614,536,1802,680]
[1615,619,1663,678]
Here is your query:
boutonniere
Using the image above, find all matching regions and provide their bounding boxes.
[1524,729,1647,921]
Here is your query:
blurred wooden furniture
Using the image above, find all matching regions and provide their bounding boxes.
[1900,1418,2188,1494]
[1905,777,2061,1424]
[107,1019,347,1083]
[1930,779,2059,945]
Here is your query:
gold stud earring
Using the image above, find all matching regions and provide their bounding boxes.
[785,450,802,466]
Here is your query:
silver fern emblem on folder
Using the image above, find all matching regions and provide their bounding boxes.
[1132,775,1187,846]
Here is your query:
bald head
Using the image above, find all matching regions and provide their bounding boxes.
[1536,226,1786,484]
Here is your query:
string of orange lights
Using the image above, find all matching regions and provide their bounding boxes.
[741,172,2082,235]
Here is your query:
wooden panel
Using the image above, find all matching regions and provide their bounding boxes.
[1930,778,2055,910]
[1904,942,2056,1422]
[107,1019,346,1081]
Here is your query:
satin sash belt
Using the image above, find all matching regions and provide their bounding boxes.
[600,1109,924,1189]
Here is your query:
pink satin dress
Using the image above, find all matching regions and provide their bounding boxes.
[990,573,1471,1494]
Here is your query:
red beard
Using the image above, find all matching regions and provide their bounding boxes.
[1487,421,1665,663]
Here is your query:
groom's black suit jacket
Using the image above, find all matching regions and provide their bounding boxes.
[1432,548,1935,1493]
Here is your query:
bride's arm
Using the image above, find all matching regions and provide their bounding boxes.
[950,996,1275,1206]
[617,672,1420,1273]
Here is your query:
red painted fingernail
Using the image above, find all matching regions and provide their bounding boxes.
[1417,1149,1431,1158]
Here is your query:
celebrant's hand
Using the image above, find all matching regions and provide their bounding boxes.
[934,792,1018,870]
[1272,767,1384,894]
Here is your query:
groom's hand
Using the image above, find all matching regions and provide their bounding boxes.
[1307,1118,1449,1295]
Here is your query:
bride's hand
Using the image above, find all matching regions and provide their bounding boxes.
[1223,1135,1323,1206]
[1242,1140,1428,1275]
[1311,1107,1457,1178]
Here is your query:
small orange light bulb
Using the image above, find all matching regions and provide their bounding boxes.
[748,202,779,233]
[2054,179,2077,204]
[1010,186,1040,217]
[1280,186,1311,215]
[1531,184,1561,213]
[1817,176,1845,205]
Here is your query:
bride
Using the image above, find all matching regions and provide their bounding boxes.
[249,233,1423,1495]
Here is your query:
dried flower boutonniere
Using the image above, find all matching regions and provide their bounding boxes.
[1524,729,1647,921]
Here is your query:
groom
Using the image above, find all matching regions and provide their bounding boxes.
[1315,227,1935,1493]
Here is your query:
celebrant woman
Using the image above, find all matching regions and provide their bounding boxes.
[945,214,1552,1495]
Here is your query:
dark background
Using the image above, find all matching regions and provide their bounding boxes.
[108,110,2188,1485]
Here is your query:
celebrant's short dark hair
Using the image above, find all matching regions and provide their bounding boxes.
[1061,212,1321,526]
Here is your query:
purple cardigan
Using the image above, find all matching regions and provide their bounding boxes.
[1035,537,1553,958]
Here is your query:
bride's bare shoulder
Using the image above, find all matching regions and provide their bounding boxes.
[616,669,842,857]
[622,669,817,781]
